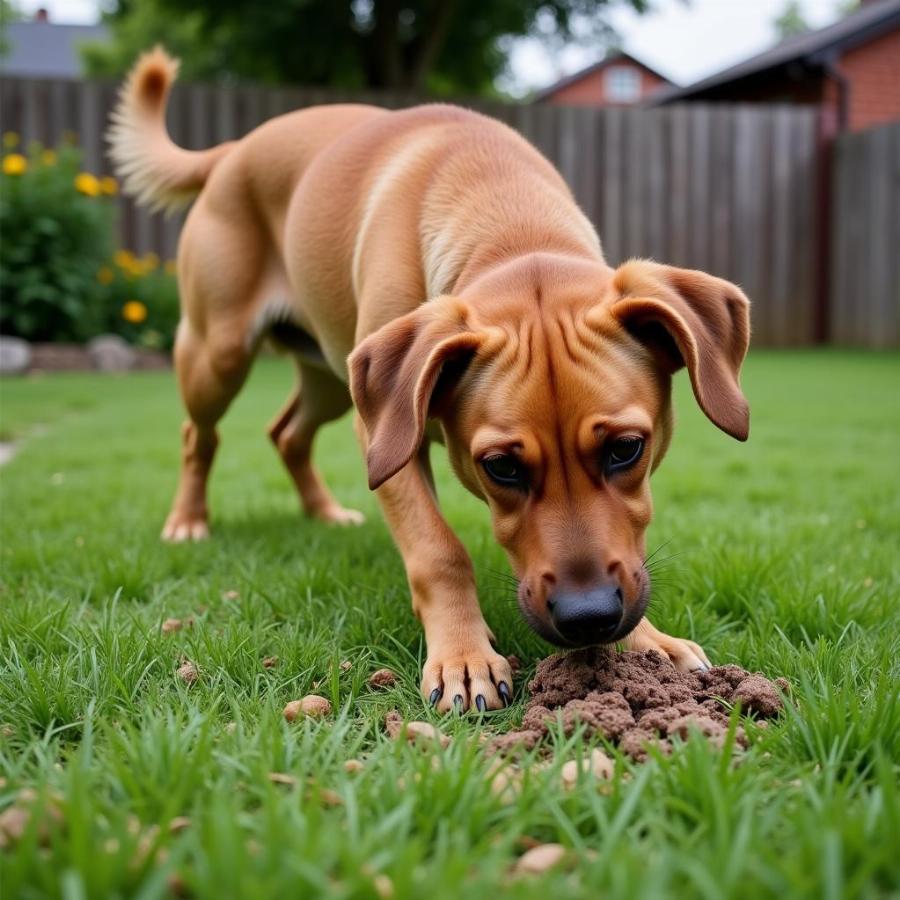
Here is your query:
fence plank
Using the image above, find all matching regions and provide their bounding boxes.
[830,122,900,347]
[601,107,624,264]
[688,105,711,273]
[667,106,690,268]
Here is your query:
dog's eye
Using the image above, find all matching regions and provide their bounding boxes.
[482,454,527,489]
[606,436,644,473]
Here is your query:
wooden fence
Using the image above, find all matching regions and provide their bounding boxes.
[0,75,845,346]
[830,122,900,348]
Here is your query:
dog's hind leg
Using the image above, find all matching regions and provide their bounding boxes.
[162,322,253,541]
[268,360,363,525]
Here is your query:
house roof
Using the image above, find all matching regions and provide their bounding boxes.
[0,21,110,79]
[651,0,900,104]
[535,51,672,101]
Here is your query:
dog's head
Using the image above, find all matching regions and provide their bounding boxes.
[349,256,749,648]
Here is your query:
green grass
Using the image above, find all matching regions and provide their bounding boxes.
[1,351,898,899]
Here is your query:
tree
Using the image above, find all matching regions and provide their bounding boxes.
[773,0,810,40]
[1,0,22,59]
[83,0,650,96]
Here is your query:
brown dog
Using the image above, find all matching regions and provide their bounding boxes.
[110,49,750,712]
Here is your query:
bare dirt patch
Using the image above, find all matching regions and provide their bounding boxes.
[489,646,788,760]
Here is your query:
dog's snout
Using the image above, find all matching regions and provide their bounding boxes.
[548,584,624,644]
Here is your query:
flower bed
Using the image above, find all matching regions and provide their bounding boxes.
[0,133,179,353]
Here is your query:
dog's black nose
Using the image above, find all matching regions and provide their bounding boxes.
[547,585,624,644]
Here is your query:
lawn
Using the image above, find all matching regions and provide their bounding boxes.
[1,351,898,899]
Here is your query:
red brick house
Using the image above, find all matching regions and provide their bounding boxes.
[651,0,900,134]
[536,52,671,108]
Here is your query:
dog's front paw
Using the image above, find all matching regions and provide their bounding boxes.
[421,640,513,713]
[622,620,710,672]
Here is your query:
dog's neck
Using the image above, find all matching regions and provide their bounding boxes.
[420,159,605,300]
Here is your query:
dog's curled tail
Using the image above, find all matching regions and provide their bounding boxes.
[107,47,233,213]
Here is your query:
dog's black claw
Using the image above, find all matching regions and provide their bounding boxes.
[498,681,512,706]
[453,694,464,709]
[475,694,487,713]
[429,687,443,706]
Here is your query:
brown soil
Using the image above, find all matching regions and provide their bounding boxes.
[489,647,788,760]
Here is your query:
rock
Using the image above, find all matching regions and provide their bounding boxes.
[0,336,31,375]
[176,661,199,684]
[560,749,615,789]
[283,695,332,721]
[367,668,398,689]
[514,843,568,875]
[384,710,404,738]
[404,721,451,749]
[268,772,297,786]
[373,874,394,899]
[384,715,450,749]
[488,766,522,803]
[87,334,137,372]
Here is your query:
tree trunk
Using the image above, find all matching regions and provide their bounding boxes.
[370,0,402,88]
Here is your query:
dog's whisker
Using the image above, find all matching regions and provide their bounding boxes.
[643,539,675,566]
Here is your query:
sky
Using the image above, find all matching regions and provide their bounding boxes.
[14,0,847,91]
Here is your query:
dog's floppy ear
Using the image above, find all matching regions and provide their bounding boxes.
[349,298,482,489]
[604,260,751,441]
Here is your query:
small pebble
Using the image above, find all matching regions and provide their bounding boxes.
[506,655,523,674]
[403,721,451,749]
[343,759,365,773]
[561,749,614,790]
[161,618,184,633]
[283,695,332,721]
[168,816,191,833]
[368,668,398,689]
[268,772,297,786]
[340,660,352,672]
[489,767,521,803]
[373,874,394,898]
[176,661,198,684]
[514,843,568,875]
[262,656,279,669]
[318,788,343,807]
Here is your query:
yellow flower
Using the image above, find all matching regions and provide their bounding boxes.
[142,252,159,271]
[41,150,57,166]
[97,266,115,285]
[114,249,136,270]
[100,176,118,195]
[3,132,19,148]
[3,154,27,176]
[74,172,100,196]
[122,301,148,323]
[164,259,177,276]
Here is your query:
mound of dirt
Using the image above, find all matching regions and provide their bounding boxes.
[489,647,788,760]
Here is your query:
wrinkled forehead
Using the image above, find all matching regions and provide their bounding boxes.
[459,311,664,438]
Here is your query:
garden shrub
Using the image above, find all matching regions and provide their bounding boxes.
[0,135,179,349]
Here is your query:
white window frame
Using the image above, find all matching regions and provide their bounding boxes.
[604,65,641,103]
